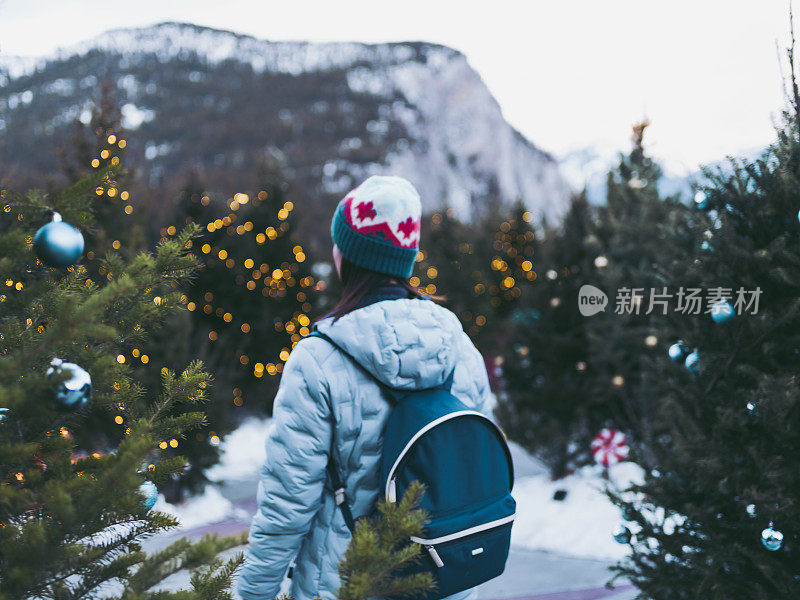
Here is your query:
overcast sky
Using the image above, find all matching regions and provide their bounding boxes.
[0,1,797,172]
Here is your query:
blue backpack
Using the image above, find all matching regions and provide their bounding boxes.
[310,330,515,599]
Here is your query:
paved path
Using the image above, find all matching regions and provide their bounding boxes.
[165,516,636,600]
[154,444,638,599]
[165,500,636,599]
[499,588,635,600]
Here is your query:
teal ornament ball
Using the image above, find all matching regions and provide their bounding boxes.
[761,523,783,551]
[0,407,8,424]
[685,350,700,373]
[694,191,709,210]
[700,240,713,252]
[139,481,158,511]
[613,524,632,544]
[47,358,92,409]
[711,300,735,324]
[33,213,84,268]
[668,341,689,362]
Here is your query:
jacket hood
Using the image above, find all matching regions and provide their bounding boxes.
[314,298,464,390]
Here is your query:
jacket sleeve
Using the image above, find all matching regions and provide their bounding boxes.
[237,342,332,600]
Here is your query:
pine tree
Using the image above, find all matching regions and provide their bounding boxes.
[496,124,696,478]
[132,173,222,498]
[338,482,434,600]
[0,173,243,598]
[608,109,800,598]
[496,194,600,478]
[587,122,694,451]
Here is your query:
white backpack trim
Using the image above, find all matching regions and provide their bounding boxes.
[410,513,517,568]
[409,513,516,546]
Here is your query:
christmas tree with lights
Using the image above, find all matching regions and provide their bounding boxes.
[174,166,317,409]
[0,172,243,598]
[608,101,800,597]
[496,194,601,478]
[415,208,494,343]
[145,164,318,494]
[485,201,539,321]
[412,200,540,359]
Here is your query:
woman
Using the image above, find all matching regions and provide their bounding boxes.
[238,175,493,600]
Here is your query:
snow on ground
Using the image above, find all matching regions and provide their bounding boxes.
[154,417,272,530]
[512,462,644,561]
[154,486,238,531]
[161,416,643,562]
[206,417,272,482]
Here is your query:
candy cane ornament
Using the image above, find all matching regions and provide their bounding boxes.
[591,428,629,467]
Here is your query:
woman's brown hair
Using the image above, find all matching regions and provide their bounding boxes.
[323,258,431,322]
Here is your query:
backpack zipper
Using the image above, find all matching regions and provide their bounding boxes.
[425,545,444,568]
[410,513,516,568]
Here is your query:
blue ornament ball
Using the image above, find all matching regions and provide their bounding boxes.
[33,213,84,268]
[700,240,713,252]
[685,350,701,373]
[613,524,632,544]
[761,524,783,551]
[47,358,92,409]
[139,481,158,511]
[0,407,8,424]
[694,191,709,210]
[668,341,689,362]
[710,300,735,324]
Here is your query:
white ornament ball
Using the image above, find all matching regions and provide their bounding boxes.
[139,481,158,511]
[47,358,92,409]
[761,524,783,551]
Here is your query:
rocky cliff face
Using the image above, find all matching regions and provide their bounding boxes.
[0,22,570,223]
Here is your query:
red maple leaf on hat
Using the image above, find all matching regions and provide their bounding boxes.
[355,201,377,221]
[397,216,419,238]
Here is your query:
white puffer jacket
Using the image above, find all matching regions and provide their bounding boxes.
[238,294,493,600]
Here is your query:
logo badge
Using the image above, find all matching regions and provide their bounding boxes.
[578,284,608,316]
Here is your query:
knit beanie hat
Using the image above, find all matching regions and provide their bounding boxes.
[331,175,421,278]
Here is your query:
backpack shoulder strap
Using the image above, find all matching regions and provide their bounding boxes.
[325,454,356,534]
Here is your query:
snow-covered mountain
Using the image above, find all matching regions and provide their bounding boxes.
[0,22,570,223]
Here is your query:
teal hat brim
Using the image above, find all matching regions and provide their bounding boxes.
[331,204,417,279]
